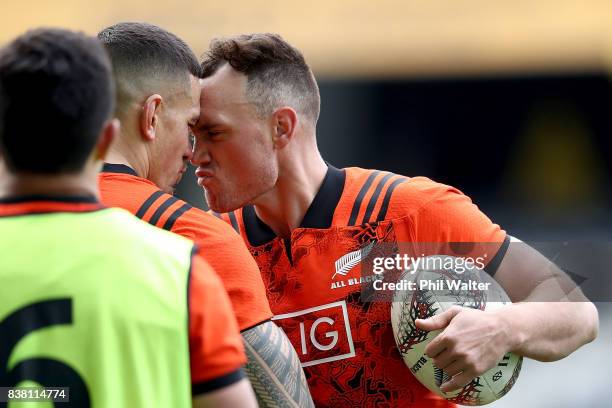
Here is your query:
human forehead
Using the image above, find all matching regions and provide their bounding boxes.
[167,75,200,123]
[200,63,249,106]
[185,76,201,119]
[188,75,201,105]
[164,75,200,114]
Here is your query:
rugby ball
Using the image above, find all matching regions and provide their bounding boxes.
[390,256,522,406]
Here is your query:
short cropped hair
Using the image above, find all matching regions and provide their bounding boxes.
[98,22,202,116]
[201,33,320,124]
[0,28,114,174]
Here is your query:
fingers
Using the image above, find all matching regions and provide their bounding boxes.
[438,360,463,378]
[421,306,464,358]
[425,326,461,358]
[432,351,455,371]
[440,370,475,393]
[415,306,463,332]
[425,336,446,359]
[415,306,503,394]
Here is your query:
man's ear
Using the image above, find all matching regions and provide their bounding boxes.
[140,94,163,142]
[94,118,120,161]
[272,106,298,149]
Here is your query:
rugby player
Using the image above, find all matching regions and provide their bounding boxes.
[191,33,599,407]
[0,28,256,407]
[96,23,313,408]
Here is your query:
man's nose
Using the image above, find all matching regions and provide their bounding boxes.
[184,144,194,162]
[190,139,210,166]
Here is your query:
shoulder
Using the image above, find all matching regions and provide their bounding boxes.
[98,172,172,219]
[172,205,245,243]
[344,167,459,204]
[98,172,158,197]
[336,167,461,225]
[367,175,505,243]
[383,176,466,219]
[99,174,217,235]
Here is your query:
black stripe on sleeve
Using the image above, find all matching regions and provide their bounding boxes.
[483,235,511,277]
[192,368,245,395]
[361,172,394,224]
[148,196,178,226]
[162,203,192,231]
[348,170,380,226]
[375,177,407,222]
[135,191,164,219]
[228,211,240,234]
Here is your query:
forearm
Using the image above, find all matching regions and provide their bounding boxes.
[241,321,314,408]
[193,378,258,408]
[497,297,598,361]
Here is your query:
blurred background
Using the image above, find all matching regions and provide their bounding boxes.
[2,1,611,406]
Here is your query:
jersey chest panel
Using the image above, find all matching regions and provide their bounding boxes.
[251,220,448,408]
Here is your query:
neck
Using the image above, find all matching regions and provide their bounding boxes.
[104,129,149,178]
[253,138,327,239]
[0,168,99,200]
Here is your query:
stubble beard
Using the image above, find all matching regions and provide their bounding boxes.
[204,165,277,213]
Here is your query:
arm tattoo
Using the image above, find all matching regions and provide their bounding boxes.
[242,321,314,408]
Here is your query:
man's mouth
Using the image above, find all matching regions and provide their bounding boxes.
[195,167,214,187]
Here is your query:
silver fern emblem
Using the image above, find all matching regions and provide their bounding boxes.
[333,242,375,280]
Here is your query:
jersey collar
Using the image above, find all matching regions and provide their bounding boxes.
[0,195,99,204]
[243,164,346,246]
[102,163,139,177]
[0,195,103,216]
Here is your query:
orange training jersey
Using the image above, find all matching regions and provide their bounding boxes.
[98,163,272,331]
[215,166,508,408]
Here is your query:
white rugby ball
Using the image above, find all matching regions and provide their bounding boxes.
[390,256,522,406]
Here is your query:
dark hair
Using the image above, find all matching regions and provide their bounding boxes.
[98,22,202,115]
[0,28,114,174]
[201,33,320,123]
